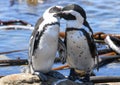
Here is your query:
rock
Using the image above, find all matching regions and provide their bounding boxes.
[1,73,120,85]
[0,73,92,85]
[0,73,39,85]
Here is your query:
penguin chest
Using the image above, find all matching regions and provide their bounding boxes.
[66,30,94,71]
[32,25,59,73]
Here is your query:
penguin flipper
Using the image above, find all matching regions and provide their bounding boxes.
[58,38,67,64]
[28,17,44,64]
[33,72,48,81]
[46,70,65,79]
[68,68,78,81]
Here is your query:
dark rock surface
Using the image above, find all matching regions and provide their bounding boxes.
[0,73,93,85]
[1,73,119,85]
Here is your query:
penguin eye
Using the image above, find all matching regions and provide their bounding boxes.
[49,7,61,13]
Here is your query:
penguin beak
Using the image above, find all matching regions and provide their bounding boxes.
[54,12,64,18]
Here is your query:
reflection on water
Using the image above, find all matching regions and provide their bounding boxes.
[10,0,46,6]
[0,0,120,76]
[27,0,39,6]
[7,0,120,33]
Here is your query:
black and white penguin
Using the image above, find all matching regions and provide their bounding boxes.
[58,4,98,82]
[28,6,66,81]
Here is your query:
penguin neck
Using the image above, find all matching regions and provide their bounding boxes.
[66,20,83,29]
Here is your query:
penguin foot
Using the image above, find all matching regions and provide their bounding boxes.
[68,75,78,81]
[34,72,48,81]
[79,74,90,82]
[68,68,79,81]
[47,70,65,79]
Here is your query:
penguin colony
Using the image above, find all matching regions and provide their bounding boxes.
[28,4,98,82]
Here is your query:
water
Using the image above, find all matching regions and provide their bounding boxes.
[0,0,120,76]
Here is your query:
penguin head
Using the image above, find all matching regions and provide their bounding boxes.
[43,6,63,20]
[61,4,86,20]
[58,4,92,32]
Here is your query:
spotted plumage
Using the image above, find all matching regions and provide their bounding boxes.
[65,28,95,71]
[58,4,99,82]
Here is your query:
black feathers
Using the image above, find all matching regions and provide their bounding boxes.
[62,4,86,19]
[79,29,96,58]
[49,6,62,13]
[61,13,76,20]
[29,17,44,56]
[33,29,45,54]
[62,4,93,35]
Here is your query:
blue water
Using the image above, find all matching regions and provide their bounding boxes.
[0,0,120,76]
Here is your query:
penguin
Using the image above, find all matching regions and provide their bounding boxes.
[28,6,66,81]
[57,4,99,82]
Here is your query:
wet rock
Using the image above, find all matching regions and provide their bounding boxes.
[0,73,94,85]
[0,73,39,85]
